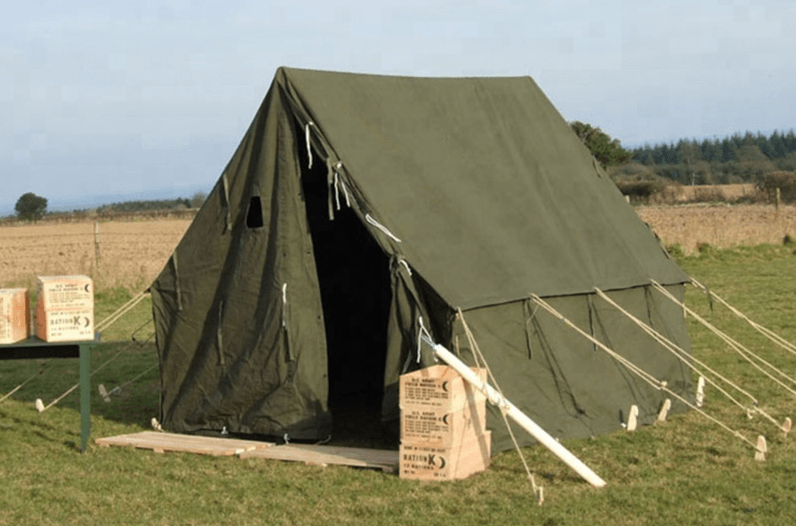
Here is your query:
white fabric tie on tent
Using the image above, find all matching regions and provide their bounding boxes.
[281,283,288,328]
[305,122,315,169]
[324,158,352,220]
[333,164,351,210]
[416,316,431,364]
[365,214,402,243]
[397,258,412,277]
[333,172,345,210]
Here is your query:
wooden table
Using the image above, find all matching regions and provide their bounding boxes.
[0,336,95,452]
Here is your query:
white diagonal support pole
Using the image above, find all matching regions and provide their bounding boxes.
[426,338,607,488]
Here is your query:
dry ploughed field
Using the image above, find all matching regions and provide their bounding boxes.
[0,204,794,290]
[0,219,191,291]
[637,204,795,254]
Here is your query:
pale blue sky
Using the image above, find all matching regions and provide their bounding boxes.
[2,0,795,213]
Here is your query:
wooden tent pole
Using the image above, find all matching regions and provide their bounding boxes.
[427,340,607,488]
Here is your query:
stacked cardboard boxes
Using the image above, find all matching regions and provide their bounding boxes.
[398,364,491,480]
[35,276,95,342]
[0,288,31,344]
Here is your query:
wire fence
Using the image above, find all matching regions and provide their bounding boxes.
[0,217,192,291]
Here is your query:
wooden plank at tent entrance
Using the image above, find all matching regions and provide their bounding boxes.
[95,431,274,456]
[240,444,399,473]
[290,444,400,467]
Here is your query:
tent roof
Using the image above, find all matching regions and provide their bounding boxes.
[279,67,688,309]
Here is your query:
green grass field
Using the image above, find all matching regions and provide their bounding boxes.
[1,244,794,525]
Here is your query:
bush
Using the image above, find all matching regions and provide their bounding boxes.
[666,244,685,259]
[614,179,665,203]
[691,187,726,203]
[696,242,715,256]
[756,171,796,203]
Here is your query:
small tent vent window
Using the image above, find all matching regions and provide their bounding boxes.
[246,196,264,228]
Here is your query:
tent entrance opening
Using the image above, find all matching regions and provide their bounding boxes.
[300,160,392,437]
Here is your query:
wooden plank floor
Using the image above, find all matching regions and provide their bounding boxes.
[240,444,399,473]
[95,431,399,472]
[95,431,274,456]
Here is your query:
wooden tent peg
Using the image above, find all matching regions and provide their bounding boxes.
[656,399,672,423]
[754,435,767,461]
[98,384,111,403]
[626,405,639,431]
[696,376,706,408]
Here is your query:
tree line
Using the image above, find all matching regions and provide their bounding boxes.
[94,195,203,214]
[8,192,208,222]
[625,130,795,185]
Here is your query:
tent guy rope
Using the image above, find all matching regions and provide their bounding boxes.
[650,280,796,395]
[37,332,154,413]
[528,294,764,455]
[95,290,149,333]
[98,362,159,403]
[0,365,47,404]
[593,288,786,431]
[456,309,544,505]
[690,278,796,354]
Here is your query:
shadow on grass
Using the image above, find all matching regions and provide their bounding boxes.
[1,341,161,430]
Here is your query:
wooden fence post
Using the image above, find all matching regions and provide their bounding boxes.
[94,222,101,269]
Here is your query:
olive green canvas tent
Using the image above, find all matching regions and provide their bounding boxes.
[151,67,693,452]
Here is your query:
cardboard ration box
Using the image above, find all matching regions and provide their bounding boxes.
[399,431,492,481]
[35,275,94,342]
[36,275,94,310]
[399,364,488,412]
[400,401,488,448]
[0,288,31,344]
[35,308,95,343]
[399,365,491,480]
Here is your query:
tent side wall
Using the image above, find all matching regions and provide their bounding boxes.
[151,80,332,440]
[451,284,693,452]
